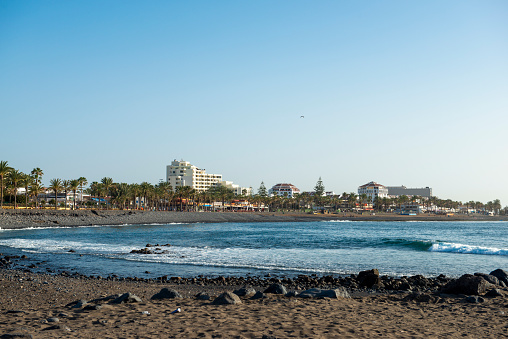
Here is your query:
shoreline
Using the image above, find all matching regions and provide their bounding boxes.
[0,209,505,230]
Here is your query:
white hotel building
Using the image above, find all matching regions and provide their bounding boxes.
[166,159,251,195]
[357,181,389,201]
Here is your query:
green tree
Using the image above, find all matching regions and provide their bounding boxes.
[48,178,63,210]
[0,161,13,208]
[258,182,268,197]
[62,180,71,210]
[314,177,325,197]
[29,182,45,208]
[8,169,24,209]
[78,177,88,208]
[101,177,115,210]
[314,177,325,207]
[21,173,33,209]
[69,179,80,210]
[30,167,43,185]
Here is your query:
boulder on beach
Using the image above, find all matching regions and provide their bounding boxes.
[264,283,287,295]
[298,288,350,299]
[489,269,508,286]
[250,291,267,300]
[357,269,381,288]
[441,274,491,295]
[474,273,502,286]
[110,292,142,304]
[212,292,242,305]
[151,288,183,300]
[233,286,256,297]
[195,292,211,300]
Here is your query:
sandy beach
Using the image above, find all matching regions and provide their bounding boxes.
[0,269,507,338]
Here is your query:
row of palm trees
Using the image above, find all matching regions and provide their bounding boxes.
[0,160,505,214]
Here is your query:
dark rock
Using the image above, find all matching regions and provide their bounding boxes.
[474,273,501,286]
[47,317,59,323]
[151,288,183,300]
[195,292,211,300]
[0,334,33,338]
[285,290,299,297]
[357,269,381,288]
[110,292,142,304]
[212,292,242,305]
[233,286,256,297]
[441,274,491,295]
[465,296,485,303]
[250,291,267,300]
[489,269,508,285]
[83,304,103,311]
[264,283,287,295]
[485,288,503,297]
[66,299,88,309]
[298,288,350,299]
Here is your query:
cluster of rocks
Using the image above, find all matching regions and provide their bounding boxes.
[130,244,172,255]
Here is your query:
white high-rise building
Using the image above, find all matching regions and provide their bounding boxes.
[166,160,222,192]
[166,159,251,195]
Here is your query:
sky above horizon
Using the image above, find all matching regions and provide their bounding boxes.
[1,1,507,205]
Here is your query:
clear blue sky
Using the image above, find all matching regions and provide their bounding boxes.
[1,0,507,205]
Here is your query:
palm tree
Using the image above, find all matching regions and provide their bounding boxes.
[348,193,358,211]
[21,173,33,209]
[0,161,13,208]
[62,180,71,210]
[29,182,45,208]
[8,170,24,209]
[30,167,43,185]
[69,179,80,210]
[78,177,88,208]
[101,177,115,210]
[48,178,63,210]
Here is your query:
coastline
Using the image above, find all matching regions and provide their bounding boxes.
[0,209,505,230]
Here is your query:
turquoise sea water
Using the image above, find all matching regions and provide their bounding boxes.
[0,220,506,279]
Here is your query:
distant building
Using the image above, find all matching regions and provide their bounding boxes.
[166,159,251,195]
[357,181,389,201]
[216,181,252,196]
[166,159,223,192]
[386,186,432,198]
[269,183,300,198]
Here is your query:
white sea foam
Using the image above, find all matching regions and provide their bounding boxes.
[0,238,135,254]
[323,220,353,223]
[429,242,508,256]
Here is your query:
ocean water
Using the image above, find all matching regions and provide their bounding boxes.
[0,220,506,279]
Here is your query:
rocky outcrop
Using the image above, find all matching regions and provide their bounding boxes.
[489,269,508,286]
[151,288,183,300]
[212,292,242,305]
[233,286,256,297]
[264,283,287,295]
[357,269,382,288]
[441,274,491,295]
